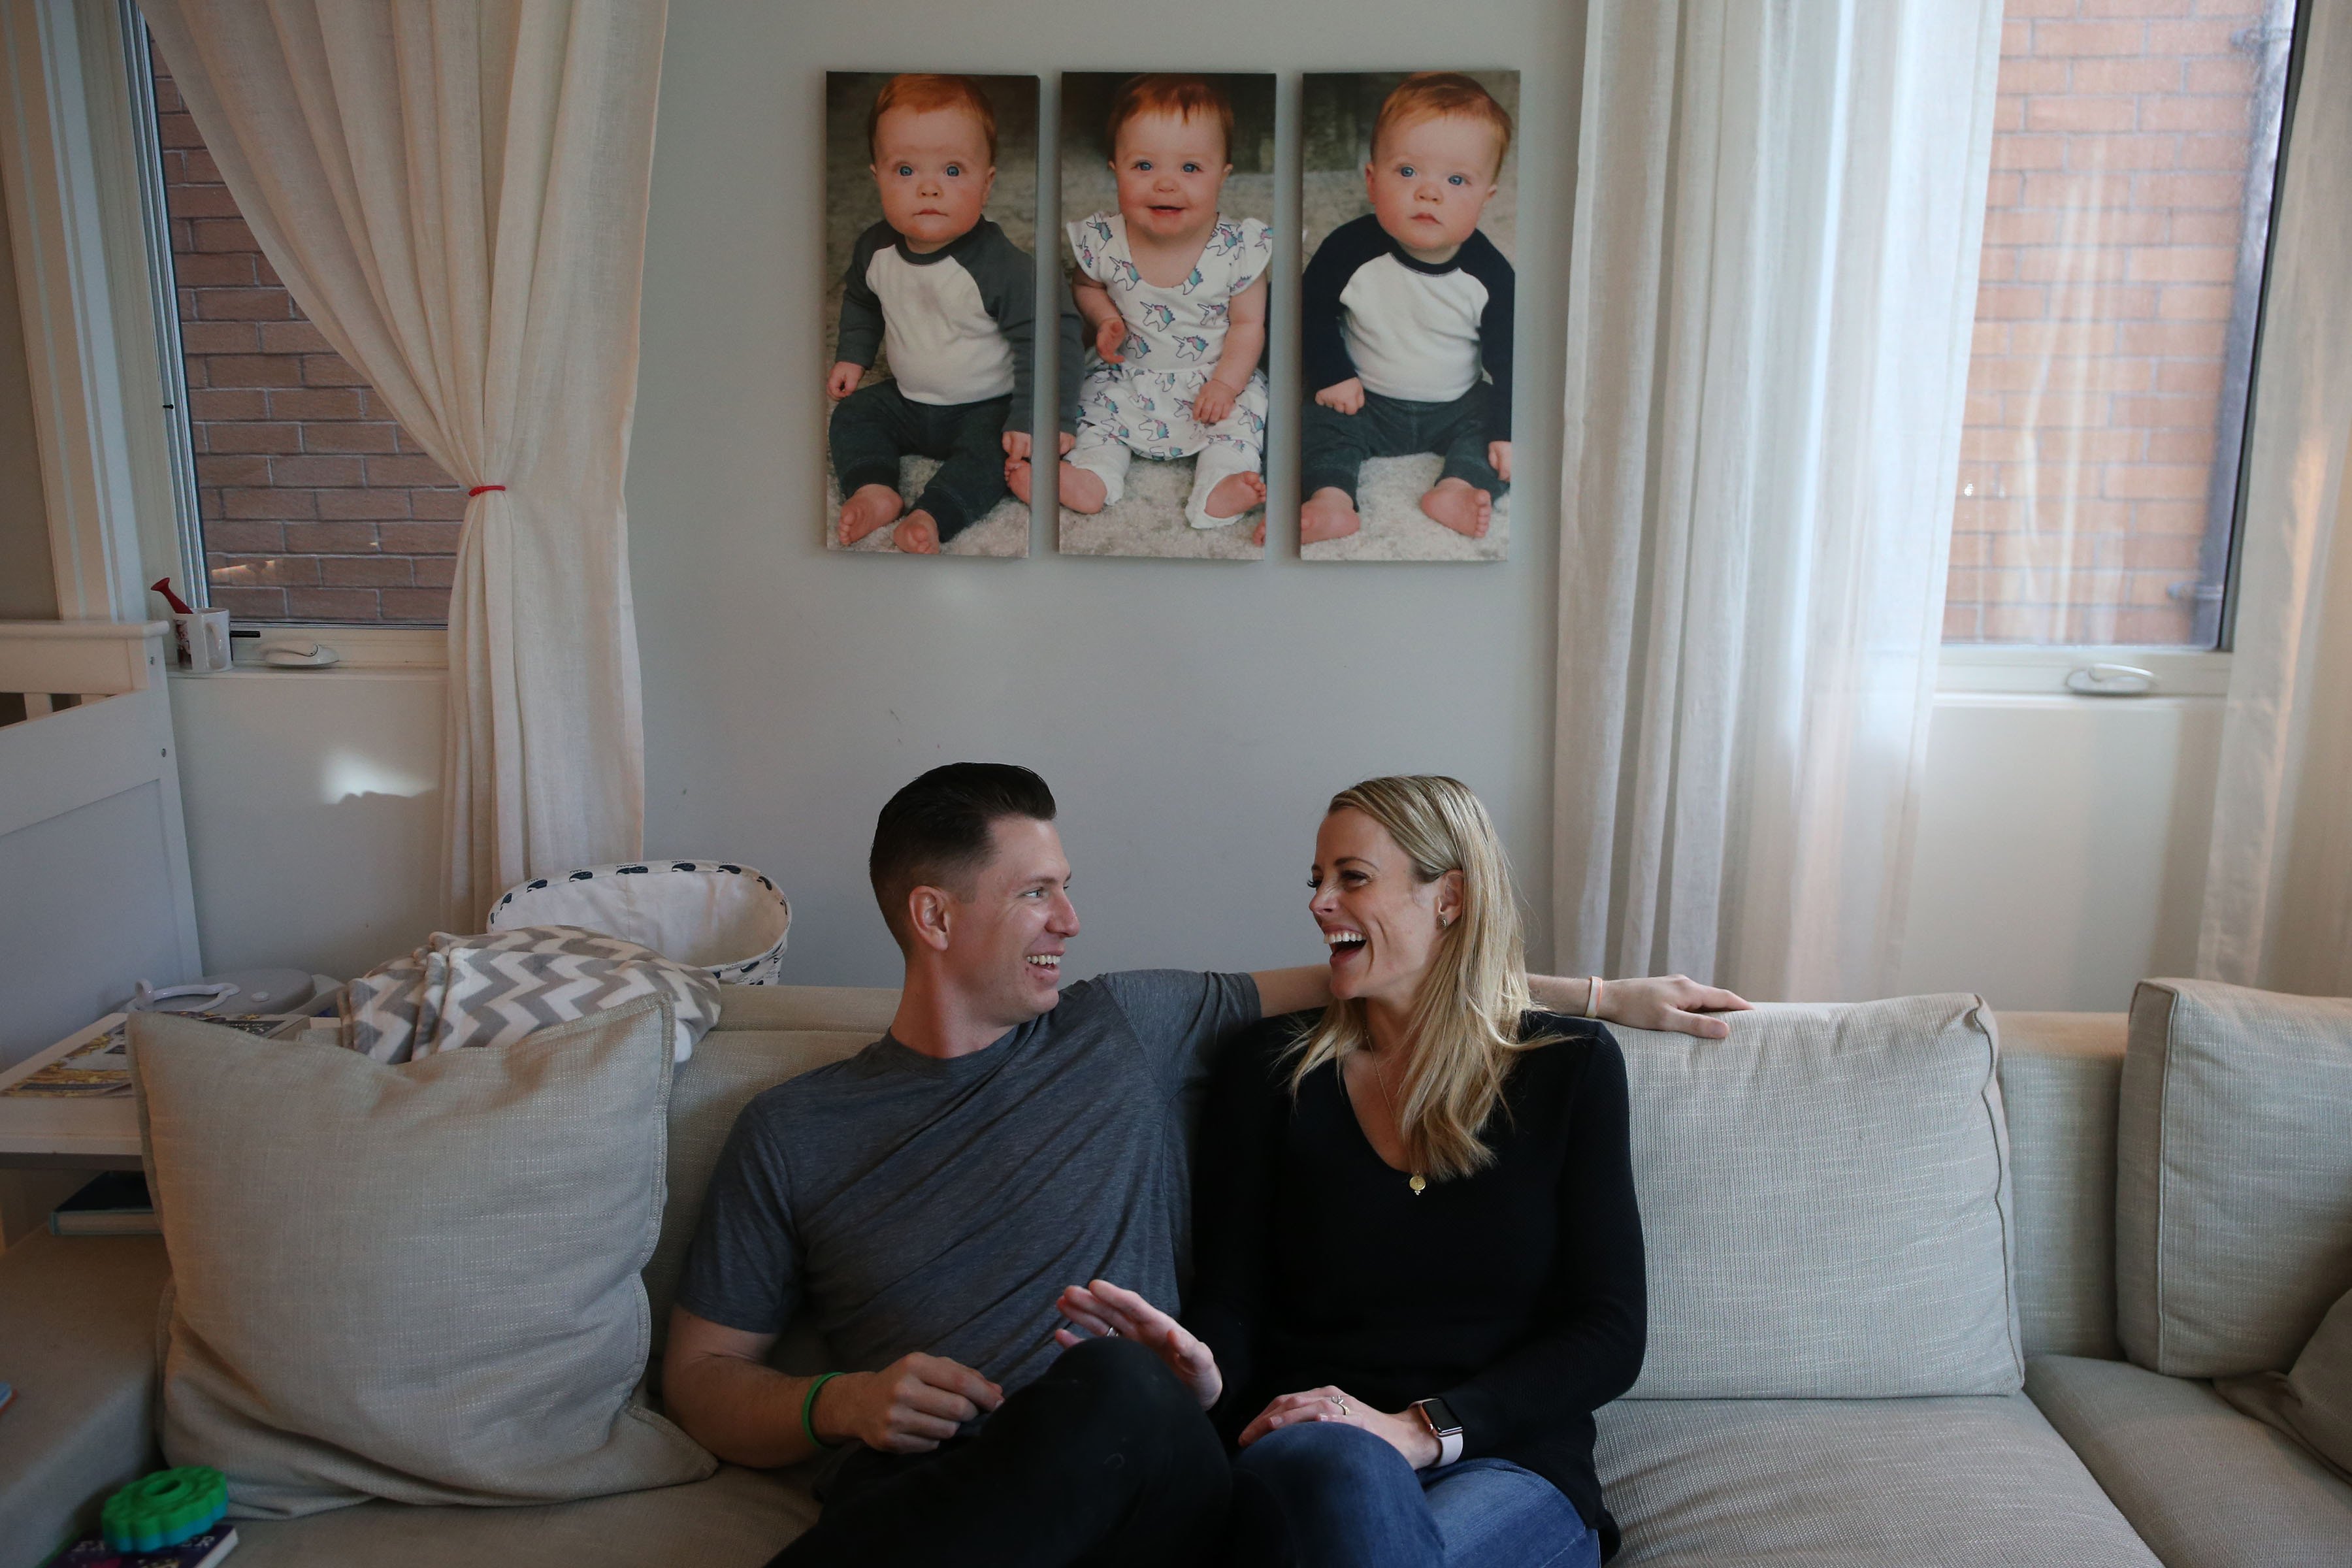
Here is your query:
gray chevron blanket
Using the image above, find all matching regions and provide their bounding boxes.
[341,926,721,1064]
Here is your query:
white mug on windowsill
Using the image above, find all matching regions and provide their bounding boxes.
[172,608,231,673]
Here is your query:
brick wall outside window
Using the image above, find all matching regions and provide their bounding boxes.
[1946,0,2279,645]
[154,61,462,624]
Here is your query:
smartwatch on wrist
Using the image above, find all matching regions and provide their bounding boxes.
[1411,1397,1465,1467]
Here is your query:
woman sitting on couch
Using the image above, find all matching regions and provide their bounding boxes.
[1056,775,1687,1567]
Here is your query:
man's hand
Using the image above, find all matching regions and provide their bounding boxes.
[1193,378,1241,426]
[1316,378,1365,416]
[1489,439,1512,483]
[1237,1386,1441,1469]
[1002,429,1032,463]
[1095,315,1130,364]
[826,360,865,400]
[817,1353,1004,1454]
[1054,1279,1222,1411]
[1588,974,1752,1039]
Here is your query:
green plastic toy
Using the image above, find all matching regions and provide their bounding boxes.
[100,1467,227,1552]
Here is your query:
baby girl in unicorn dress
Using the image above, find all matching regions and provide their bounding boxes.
[1006,74,1271,532]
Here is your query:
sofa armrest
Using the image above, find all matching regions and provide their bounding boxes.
[0,1231,169,1568]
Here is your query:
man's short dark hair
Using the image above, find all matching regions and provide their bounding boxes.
[870,763,1058,947]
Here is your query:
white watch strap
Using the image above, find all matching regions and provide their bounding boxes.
[1437,1428,1464,1466]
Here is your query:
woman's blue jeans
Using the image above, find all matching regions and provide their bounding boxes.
[1228,1421,1601,1568]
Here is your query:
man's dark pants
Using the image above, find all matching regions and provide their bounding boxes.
[1299,384,1506,506]
[768,1337,1229,1568]
[829,381,1013,543]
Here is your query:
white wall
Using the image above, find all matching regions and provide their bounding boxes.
[1901,694,2223,1013]
[169,668,445,981]
[626,0,1584,988]
[0,168,56,619]
[157,0,2233,1016]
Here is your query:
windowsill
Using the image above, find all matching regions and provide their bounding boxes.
[220,623,447,672]
[1936,644,2230,698]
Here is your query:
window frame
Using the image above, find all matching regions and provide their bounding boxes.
[1940,0,2313,689]
[120,3,446,668]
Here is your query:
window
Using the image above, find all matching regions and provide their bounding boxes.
[1944,0,2302,648]
[135,35,461,626]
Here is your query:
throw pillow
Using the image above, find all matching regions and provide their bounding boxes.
[132,999,715,1518]
[1616,993,2021,1399]
[342,925,721,1064]
[2219,1282,2352,1482]
[2117,979,2352,1378]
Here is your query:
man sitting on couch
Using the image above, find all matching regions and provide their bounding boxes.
[662,762,1741,1565]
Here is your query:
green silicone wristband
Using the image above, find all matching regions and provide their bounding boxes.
[801,1371,844,1451]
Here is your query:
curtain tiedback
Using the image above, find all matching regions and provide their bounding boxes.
[1554,0,2002,1000]
[2197,1,2352,997]
[142,0,664,930]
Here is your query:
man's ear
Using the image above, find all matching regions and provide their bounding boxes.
[906,885,955,953]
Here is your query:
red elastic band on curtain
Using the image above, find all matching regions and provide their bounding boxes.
[469,483,506,497]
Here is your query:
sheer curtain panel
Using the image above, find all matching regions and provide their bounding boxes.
[140,1,666,929]
[2196,0,2352,997]
[1552,0,2002,1000]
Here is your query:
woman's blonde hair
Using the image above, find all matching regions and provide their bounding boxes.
[1286,776,1550,1181]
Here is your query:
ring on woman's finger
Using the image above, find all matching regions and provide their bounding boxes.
[1329,1394,1350,1416]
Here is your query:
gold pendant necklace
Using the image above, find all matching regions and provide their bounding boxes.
[1373,1051,1429,1196]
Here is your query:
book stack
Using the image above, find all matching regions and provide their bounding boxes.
[49,1172,157,1237]
[47,1526,238,1567]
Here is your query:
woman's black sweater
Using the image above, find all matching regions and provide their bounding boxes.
[1186,1010,1646,1558]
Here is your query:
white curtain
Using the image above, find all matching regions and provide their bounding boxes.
[1552,0,2002,1001]
[141,1,665,930]
[2197,0,2352,998]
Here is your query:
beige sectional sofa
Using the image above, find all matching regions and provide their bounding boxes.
[1,979,2345,1567]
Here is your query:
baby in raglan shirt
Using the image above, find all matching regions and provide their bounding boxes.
[829,75,1080,553]
[1298,73,1516,544]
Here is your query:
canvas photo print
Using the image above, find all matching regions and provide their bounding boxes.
[1299,71,1518,563]
[824,73,1043,557]
[1050,73,1276,560]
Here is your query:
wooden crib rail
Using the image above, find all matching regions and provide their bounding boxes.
[0,620,170,719]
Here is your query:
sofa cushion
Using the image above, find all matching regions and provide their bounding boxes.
[2117,980,2352,1378]
[2027,1354,2352,1568]
[222,1462,818,1567]
[1614,994,2021,1398]
[647,1022,874,1359]
[1595,1392,2157,1567]
[133,1001,714,1517]
[704,984,898,1037]
[2217,1282,2352,1482]
[1998,1012,2125,1360]
[0,1233,169,1568]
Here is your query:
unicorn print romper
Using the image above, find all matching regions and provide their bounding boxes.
[1067,210,1272,529]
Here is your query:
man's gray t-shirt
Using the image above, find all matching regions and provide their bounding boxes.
[677,970,1260,1393]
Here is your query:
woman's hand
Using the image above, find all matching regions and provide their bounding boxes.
[1237,1386,1442,1469]
[1593,974,1752,1039]
[1054,1279,1223,1411]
